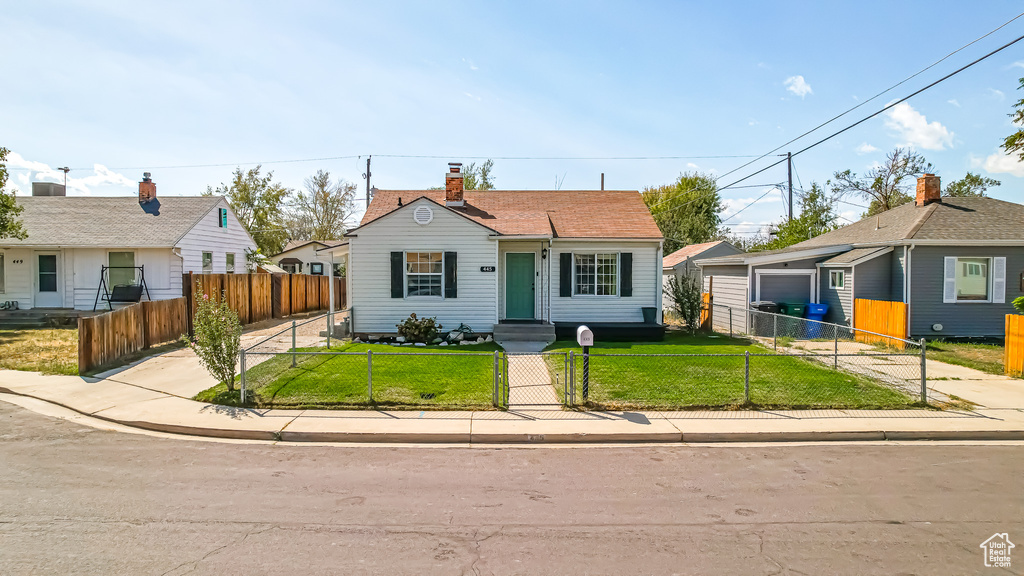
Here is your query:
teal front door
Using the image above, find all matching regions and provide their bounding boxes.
[505,253,536,319]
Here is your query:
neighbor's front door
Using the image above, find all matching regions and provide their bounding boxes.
[34,252,62,308]
[505,253,535,319]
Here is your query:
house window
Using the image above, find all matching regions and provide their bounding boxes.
[108,252,136,286]
[829,270,845,289]
[202,252,213,273]
[574,253,618,296]
[0,253,5,293]
[955,257,989,301]
[310,262,324,275]
[406,252,442,297]
[226,253,235,274]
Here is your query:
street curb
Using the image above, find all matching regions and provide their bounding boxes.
[4,390,1024,444]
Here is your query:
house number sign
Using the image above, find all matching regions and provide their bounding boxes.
[480,266,496,272]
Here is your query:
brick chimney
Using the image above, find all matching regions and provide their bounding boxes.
[915,173,940,207]
[445,163,464,207]
[139,172,156,204]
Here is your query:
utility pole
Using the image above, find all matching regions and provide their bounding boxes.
[786,152,793,222]
[57,167,70,192]
[362,156,372,206]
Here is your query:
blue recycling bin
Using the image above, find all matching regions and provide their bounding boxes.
[805,303,829,338]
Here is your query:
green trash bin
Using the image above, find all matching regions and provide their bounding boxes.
[780,302,806,318]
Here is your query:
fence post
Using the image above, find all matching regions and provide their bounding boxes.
[834,328,839,370]
[239,349,246,404]
[773,314,777,351]
[729,307,733,338]
[367,349,373,402]
[326,312,332,349]
[569,351,575,407]
[919,338,927,404]
[744,351,750,403]
[582,348,590,402]
[493,351,500,407]
[291,320,297,368]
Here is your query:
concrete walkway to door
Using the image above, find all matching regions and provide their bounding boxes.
[500,341,561,409]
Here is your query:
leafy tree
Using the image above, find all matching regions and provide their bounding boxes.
[664,274,702,334]
[1002,77,1024,162]
[943,172,1000,197]
[463,159,495,190]
[288,169,356,240]
[206,165,290,255]
[760,183,839,250]
[830,147,932,216]
[642,172,722,254]
[0,147,27,240]
[181,291,242,392]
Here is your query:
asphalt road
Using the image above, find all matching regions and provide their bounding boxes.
[1,399,1022,575]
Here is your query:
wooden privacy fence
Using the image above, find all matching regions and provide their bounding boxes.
[853,298,908,348]
[1005,315,1024,377]
[185,273,346,334]
[699,293,712,331]
[79,297,188,373]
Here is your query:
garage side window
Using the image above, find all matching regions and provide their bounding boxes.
[829,270,845,289]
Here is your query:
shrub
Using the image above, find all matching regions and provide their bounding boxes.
[396,313,442,343]
[182,292,243,390]
[665,274,702,334]
[1014,296,1024,315]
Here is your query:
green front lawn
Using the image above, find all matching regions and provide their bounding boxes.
[926,341,1005,376]
[195,340,500,409]
[544,332,916,410]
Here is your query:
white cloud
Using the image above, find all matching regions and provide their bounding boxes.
[748,119,758,126]
[883,102,954,150]
[461,57,478,71]
[4,152,134,195]
[1011,61,1024,69]
[980,151,1024,177]
[784,75,812,98]
[463,92,481,101]
[686,162,699,169]
[720,189,783,220]
[989,88,1005,100]
[947,99,960,107]
[855,142,878,155]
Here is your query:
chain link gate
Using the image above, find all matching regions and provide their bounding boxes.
[496,352,569,409]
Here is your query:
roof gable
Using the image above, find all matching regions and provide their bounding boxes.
[360,189,662,239]
[663,241,739,268]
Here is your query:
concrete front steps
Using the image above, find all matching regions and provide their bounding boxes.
[493,322,556,343]
[0,309,86,329]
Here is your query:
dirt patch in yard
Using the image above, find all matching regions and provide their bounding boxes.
[0,328,79,375]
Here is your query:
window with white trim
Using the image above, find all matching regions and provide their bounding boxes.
[955,257,989,301]
[202,252,213,273]
[108,252,136,286]
[406,252,442,297]
[829,270,845,289]
[574,253,618,296]
[226,253,236,274]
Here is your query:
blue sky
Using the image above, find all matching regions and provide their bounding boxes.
[3,1,1024,234]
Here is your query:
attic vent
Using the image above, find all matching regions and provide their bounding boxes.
[413,205,433,225]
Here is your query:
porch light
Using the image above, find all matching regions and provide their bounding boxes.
[541,248,548,259]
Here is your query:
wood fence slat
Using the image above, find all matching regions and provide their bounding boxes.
[1006,314,1024,377]
[854,298,908,349]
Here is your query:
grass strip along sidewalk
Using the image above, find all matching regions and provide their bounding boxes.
[543,333,916,410]
[195,341,501,410]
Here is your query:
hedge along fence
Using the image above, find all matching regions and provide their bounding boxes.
[185,273,346,335]
[1006,314,1024,377]
[79,297,188,374]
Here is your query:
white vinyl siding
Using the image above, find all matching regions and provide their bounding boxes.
[551,241,660,323]
[175,198,257,274]
[349,198,497,333]
[701,265,749,333]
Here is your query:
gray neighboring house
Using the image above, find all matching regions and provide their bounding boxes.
[662,241,743,308]
[0,174,256,311]
[697,174,1024,339]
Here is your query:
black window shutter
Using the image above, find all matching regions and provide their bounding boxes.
[444,252,457,298]
[620,252,633,297]
[559,252,572,297]
[390,252,404,298]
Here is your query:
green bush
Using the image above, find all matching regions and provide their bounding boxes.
[182,292,243,390]
[396,313,442,343]
[665,274,702,334]
[1014,295,1024,315]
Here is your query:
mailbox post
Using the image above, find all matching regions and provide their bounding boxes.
[576,325,594,402]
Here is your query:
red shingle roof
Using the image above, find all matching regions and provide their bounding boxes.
[359,190,662,239]
[662,241,732,268]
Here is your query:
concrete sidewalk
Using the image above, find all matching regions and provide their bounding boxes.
[2,356,1023,442]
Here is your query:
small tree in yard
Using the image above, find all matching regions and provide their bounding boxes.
[182,293,243,391]
[665,275,702,334]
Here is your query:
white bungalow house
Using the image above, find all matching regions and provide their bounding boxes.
[321,163,665,342]
[0,173,257,311]
[270,239,347,275]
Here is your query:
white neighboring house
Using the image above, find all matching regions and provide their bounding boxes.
[270,240,347,276]
[0,174,257,310]
[321,163,666,342]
